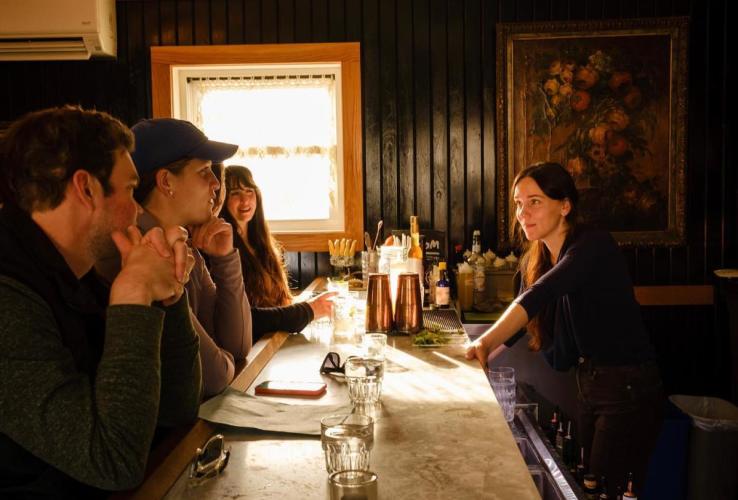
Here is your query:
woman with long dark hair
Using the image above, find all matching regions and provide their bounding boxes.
[466,162,663,497]
[220,165,334,340]
[221,165,291,307]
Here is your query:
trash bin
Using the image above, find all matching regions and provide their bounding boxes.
[669,395,738,500]
[644,399,689,500]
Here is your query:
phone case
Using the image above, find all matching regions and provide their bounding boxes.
[254,380,327,397]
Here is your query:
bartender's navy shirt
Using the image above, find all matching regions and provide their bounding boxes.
[511,227,655,370]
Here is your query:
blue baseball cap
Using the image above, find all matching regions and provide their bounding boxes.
[130,118,238,174]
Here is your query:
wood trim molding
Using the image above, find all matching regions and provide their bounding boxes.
[634,285,714,306]
[150,43,363,252]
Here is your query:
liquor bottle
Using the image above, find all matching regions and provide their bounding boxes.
[622,472,638,499]
[575,447,586,484]
[563,420,574,466]
[407,215,424,303]
[472,229,482,255]
[599,476,610,500]
[450,243,464,296]
[583,474,598,500]
[409,216,423,259]
[435,262,451,308]
[546,410,559,445]
[555,421,565,455]
[468,230,486,308]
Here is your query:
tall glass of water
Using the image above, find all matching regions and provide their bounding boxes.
[488,366,516,423]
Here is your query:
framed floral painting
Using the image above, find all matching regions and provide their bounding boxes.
[496,17,689,246]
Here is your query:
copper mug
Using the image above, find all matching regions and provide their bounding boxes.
[365,273,393,333]
[394,273,423,334]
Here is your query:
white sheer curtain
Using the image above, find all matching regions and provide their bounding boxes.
[187,75,338,223]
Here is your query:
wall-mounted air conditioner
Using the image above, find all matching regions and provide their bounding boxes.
[0,0,116,61]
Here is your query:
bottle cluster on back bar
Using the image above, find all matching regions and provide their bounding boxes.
[538,407,640,499]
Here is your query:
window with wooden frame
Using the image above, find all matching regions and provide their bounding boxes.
[150,43,363,252]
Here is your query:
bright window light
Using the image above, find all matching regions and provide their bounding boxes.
[176,65,344,232]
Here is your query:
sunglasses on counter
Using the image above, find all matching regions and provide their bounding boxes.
[188,434,231,485]
[320,352,359,376]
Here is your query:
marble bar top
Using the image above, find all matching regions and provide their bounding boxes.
[165,333,540,499]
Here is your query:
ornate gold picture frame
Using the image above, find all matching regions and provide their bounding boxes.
[496,17,689,246]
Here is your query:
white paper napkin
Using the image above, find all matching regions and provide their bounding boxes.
[198,387,353,435]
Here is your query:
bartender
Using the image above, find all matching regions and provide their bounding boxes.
[466,162,663,497]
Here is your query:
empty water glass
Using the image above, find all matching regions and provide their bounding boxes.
[345,357,384,405]
[320,414,374,474]
[328,470,378,500]
[488,366,516,423]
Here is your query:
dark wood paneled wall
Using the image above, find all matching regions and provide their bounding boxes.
[0,0,734,396]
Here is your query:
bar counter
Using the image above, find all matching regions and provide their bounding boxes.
[160,330,539,499]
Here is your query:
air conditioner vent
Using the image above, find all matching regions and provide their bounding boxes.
[0,0,116,61]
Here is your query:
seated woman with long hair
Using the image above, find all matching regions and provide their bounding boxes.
[220,165,333,340]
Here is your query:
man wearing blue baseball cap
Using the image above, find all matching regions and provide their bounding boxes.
[97,118,253,397]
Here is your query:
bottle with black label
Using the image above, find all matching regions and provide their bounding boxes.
[622,472,637,499]
[471,230,482,259]
[599,476,610,500]
[575,446,586,484]
[450,243,464,296]
[547,410,559,445]
[563,420,574,466]
[583,474,598,500]
[435,261,450,308]
[555,420,565,456]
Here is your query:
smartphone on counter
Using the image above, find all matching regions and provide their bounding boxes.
[254,380,327,397]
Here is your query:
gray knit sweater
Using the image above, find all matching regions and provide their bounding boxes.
[0,276,202,494]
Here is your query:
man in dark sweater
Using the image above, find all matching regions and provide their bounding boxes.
[0,106,202,497]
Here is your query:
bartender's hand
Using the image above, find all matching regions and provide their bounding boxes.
[465,337,492,369]
[307,291,338,319]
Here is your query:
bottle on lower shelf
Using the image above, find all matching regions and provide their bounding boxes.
[599,475,610,500]
[555,420,565,455]
[583,473,599,500]
[546,409,559,445]
[575,447,586,484]
[622,472,638,499]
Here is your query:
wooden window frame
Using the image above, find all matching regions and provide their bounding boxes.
[150,42,363,252]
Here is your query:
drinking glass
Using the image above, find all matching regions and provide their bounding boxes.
[320,414,374,474]
[345,357,385,405]
[362,333,387,361]
[361,250,379,286]
[328,470,378,500]
[332,296,357,342]
[488,366,516,423]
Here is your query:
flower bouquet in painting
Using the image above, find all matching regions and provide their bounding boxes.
[527,46,666,231]
[498,18,688,245]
